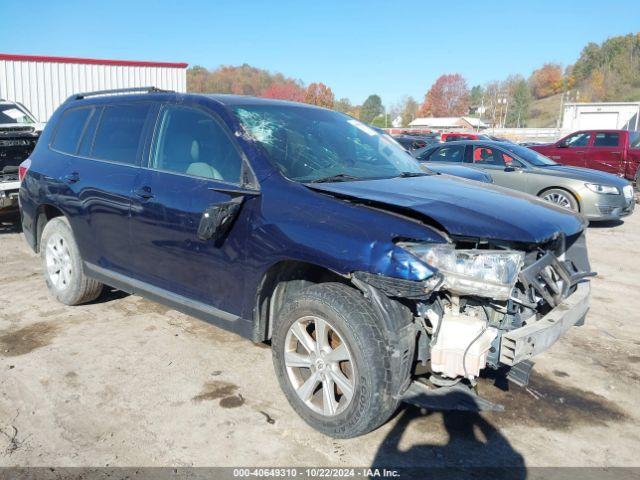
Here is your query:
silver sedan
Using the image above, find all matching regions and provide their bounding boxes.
[414,140,635,221]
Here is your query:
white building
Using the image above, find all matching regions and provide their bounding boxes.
[562,102,640,131]
[0,53,188,122]
[408,116,488,130]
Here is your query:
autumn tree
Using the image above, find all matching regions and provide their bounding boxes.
[360,94,383,123]
[529,63,564,99]
[419,74,470,117]
[304,83,335,108]
[584,70,606,101]
[334,97,354,114]
[262,82,305,102]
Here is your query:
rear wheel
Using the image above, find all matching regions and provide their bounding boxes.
[40,217,103,305]
[272,283,398,438]
[539,188,579,211]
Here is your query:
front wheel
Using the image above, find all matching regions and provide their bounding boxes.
[539,188,579,211]
[272,283,398,438]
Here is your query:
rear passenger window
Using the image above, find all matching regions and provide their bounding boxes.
[91,104,150,165]
[430,145,465,163]
[77,108,101,157]
[51,107,93,154]
[593,132,620,147]
[151,105,243,184]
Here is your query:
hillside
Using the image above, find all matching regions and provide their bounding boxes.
[527,93,563,128]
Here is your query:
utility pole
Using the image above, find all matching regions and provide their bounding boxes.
[557,91,565,132]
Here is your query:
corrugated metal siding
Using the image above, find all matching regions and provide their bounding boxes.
[0,59,187,122]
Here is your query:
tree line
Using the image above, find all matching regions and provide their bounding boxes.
[187,32,640,128]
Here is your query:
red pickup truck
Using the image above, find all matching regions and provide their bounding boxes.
[530,130,640,187]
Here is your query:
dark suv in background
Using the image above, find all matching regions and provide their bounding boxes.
[20,88,593,438]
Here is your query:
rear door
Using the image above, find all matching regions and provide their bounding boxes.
[585,131,624,175]
[52,102,154,275]
[129,102,258,315]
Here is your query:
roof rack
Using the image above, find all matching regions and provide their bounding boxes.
[72,86,173,100]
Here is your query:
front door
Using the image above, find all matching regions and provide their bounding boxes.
[585,131,624,175]
[467,145,529,191]
[553,132,591,167]
[129,103,257,316]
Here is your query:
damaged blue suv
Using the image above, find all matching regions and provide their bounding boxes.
[19,88,593,438]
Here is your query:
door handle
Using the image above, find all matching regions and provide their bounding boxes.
[63,172,80,184]
[133,186,154,200]
[611,151,621,154]
[576,151,585,154]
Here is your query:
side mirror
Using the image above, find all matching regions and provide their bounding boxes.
[557,142,568,148]
[504,165,521,172]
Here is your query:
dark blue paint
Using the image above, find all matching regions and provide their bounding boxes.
[20,93,586,333]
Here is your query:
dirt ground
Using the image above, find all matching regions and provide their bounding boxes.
[0,210,639,469]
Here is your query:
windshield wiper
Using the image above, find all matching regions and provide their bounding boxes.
[308,173,361,183]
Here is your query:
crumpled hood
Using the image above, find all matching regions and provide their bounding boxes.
[308,176,586,244]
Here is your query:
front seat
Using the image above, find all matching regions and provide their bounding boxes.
[164,133,222,180]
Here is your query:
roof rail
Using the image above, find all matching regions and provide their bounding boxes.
[72,86,173,100]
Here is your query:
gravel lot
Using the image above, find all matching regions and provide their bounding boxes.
[0,210,639,468]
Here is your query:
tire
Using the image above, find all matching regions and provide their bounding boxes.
[539,188,579,212]
[40,217,103,305]
[272,283,398,438]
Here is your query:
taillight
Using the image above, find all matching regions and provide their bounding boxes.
[18,158,31,182]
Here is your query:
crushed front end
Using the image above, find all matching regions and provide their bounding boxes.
[353,230,594,409]
[0,125,40,211]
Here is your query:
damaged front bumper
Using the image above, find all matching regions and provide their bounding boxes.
[500,281,590,365]
[0,179,20,210]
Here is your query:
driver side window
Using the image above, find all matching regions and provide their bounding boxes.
[472,146,523,167]
[152,105,243,184]
[562,132,591,148]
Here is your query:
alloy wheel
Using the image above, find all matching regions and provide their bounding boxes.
[542,192,573,209]
[45,234,73,290]
[284,315,355,417]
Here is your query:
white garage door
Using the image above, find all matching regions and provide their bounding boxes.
[578,112,620,130]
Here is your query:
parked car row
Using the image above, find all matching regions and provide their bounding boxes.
[413,140,635,221]
[18,88,599,438]
[530,129,640,186]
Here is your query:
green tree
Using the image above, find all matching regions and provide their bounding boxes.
[371,114,393,128]
[470,85,484,108]
[360,94,383,123]
[400,96,419,126]
[506,79,532,127]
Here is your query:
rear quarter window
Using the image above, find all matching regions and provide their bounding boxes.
[91,103,151,165]
[50,107,93,154]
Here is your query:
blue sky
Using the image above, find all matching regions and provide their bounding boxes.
[1,0,638,105]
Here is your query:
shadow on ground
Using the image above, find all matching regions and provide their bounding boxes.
[371,391,526,478]
[589,219,624,229]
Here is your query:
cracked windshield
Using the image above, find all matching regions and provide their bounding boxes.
[234,105,424,182]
